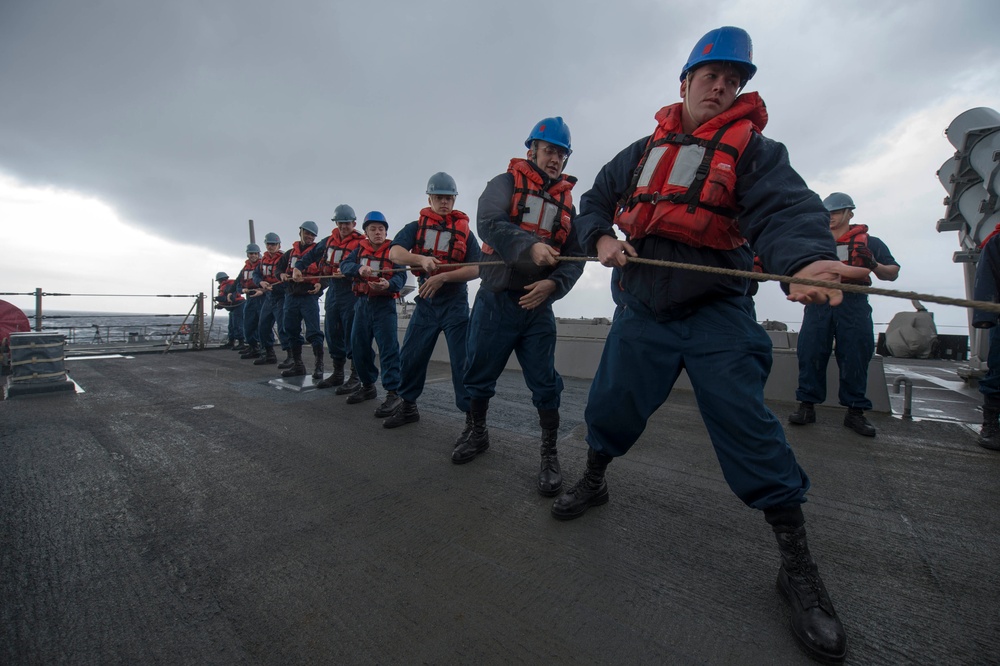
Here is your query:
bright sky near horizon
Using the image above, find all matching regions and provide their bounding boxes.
[3,0,999,335]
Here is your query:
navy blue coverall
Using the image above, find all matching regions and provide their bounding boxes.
[295,232,364,363]
[391,220,482,411]
[794,236,897,410]
[278,248,324,349]
[574,131,838,510]
[237,259,263,347]
[974,233,1000,406]
[253,252,288,351]
[217,280,244,343]
[339,246,406,391]
[463,171,584,411]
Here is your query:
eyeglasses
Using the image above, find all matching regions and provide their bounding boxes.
[538,144,569,161]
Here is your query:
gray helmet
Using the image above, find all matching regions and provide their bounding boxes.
[215,272,229,281]
[822,192,856,212]
[263,232,280,244]
[332,204,357,222]
[426,171,459,196]
[246,243,261,254]
[299,220,320,236]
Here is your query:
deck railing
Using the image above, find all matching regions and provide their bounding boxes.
[0,288,209,353]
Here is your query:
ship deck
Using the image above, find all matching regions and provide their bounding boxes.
[2,349,998,665]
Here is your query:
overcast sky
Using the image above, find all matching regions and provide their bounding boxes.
[3,0,1000,335]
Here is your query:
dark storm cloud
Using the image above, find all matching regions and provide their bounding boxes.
[2,0,999,265]
[0,0,704,248]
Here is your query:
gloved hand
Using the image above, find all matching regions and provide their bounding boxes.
[852,245,878,271]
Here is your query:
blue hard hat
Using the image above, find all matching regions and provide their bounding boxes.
[332,204,357,222]
[215,272,229,281]
[299,220,320,236]
[246,243,261,254]
[263,232,280,244]
[680,26,756,84]
[426,172,459,196]
[822,192,856,212]
[363,210,388,231]
[524,117,572,156]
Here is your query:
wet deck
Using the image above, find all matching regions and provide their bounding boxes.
[2,350,998,664]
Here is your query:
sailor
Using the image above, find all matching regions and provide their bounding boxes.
[551,27,869,663]
[293,205,366,391]
[237,243,264,360]
[214,271,244,348]
[339,211,406,414]
[382,172,482,431]
[278,221,325,379]
[451,117,584,501]
[973,225,1000,450]
[789,193,900,436]
[252,232,289,366]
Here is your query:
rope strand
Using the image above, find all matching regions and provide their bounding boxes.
[297,255,1000,314]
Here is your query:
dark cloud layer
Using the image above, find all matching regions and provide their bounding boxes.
[3,0,999,270]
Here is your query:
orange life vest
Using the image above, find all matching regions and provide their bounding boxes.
[980,222,1000,249]
[239,259,260,290]
[836,224,873,286]
[259,250,283,284]
[287,241,321,284]
[217,279,244,306]
[321,230,365,276]
[353,240,396,297]
[411,208,470,276]
[614,92,768,250]
[482,158,575,254]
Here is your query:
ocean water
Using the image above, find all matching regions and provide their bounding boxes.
[21,310,230,345]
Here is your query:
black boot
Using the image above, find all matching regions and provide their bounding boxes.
[537,408,562,497]
[240,343,260,360]
[843,407,876,437]
[766,506,848,664]
[281,346,307,377]
[335,363,360,395]
[317,359,345,389]
[788,402,816,425]
[253,346,277,365]
[346,383,377,404]
[276,349,294,369]
[980,406,1000,450]
[311,343,325,380]
[383,400,419,429]
[233,340,247,352]
[374,390,402,417]
[452,398,490,464]
[551,447,612,520]
[221,339,235,349]
[453,412,473,447]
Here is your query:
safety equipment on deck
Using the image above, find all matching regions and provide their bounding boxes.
[300,221,320,236]
[411,209,470,274]
[525,117,572,155]
[481,158,574,254]
[215,272,229,281]
[614,94,766,250]
[823,192,856,212]
[246,243,261,254]
[333,204,357,222]
[680,26,756,84]
[426,172,459,196]
[264,232,281,244]
[363,211,389,231]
